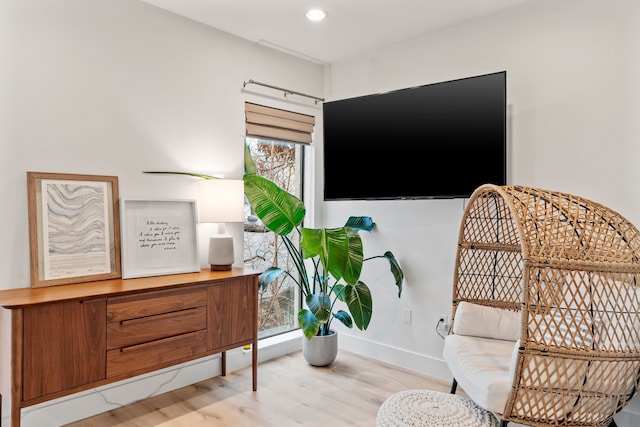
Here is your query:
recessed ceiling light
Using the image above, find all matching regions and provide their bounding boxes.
[306,9,327,22]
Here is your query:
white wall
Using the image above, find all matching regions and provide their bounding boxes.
[323,0,640,425]
[0,0,323,425]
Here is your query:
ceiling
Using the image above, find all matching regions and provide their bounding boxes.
[139,0,539,64]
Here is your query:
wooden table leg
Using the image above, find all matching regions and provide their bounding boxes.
[252,340,258,391]
[11,310,22,427]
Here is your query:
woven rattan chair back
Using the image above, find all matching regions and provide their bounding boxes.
[452,184,640,427]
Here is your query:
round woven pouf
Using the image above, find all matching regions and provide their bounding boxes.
[376,390,500,427]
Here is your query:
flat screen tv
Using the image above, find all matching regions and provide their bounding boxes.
[322,71,506,200]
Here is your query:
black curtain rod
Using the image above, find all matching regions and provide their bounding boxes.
[243,79,324,104]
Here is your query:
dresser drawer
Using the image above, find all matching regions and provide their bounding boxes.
[107,306,207,350]
[106,285,209,376]
[106,329,208,378]
[107,286,207,323]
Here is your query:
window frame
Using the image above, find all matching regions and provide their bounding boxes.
[242,94,321,339]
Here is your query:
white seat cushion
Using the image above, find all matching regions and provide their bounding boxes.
[453,302,521,342]
[443,334,515,414]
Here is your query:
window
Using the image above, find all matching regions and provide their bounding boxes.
[243,102,315,339]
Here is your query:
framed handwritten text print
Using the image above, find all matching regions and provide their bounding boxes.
[120,199,199,279]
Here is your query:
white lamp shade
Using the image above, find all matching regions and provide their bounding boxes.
[197,179,245,223]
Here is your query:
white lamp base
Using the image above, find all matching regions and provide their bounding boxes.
[208,235,234,271]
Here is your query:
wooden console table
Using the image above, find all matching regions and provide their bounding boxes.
[0,268,260,427]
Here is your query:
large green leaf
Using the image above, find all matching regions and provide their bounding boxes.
[298,309,320,340]
[333,310,353,329]
[344,216,376,232]
[301,227,350,282]
[244,143,257,175]
[243,174,305,236]
[333,283,346,302]
[342,282,373,331]
[143,171,217,180]
[258,267,285,292]
[306,292,331,323]
[342,228,364,285]
[382,251,404,298]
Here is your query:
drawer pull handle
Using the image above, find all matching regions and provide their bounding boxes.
[120,307,200,326]
[120,330,200,353]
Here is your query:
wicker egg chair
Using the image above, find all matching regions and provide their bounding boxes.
[450,184,640,427]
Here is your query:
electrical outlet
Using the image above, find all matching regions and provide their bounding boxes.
[436,313,450,335]
[437,313,449,327]
[403,308,412,324]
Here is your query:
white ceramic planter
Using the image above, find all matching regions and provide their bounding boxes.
[302,330,338,366]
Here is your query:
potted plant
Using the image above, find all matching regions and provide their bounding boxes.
[243,146,404,366]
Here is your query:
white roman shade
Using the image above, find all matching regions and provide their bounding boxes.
[245,102,315,144]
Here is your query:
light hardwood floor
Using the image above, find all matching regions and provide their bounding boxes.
[66,350,453,426]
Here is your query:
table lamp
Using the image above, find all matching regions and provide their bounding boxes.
[197,179,245,271]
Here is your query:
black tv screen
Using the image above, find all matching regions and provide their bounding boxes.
[323,71,506,200]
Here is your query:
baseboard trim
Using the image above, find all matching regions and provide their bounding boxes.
[337,332,452,382]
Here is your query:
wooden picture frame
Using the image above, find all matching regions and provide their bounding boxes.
[120,199,200,279]
[27,171,121,288]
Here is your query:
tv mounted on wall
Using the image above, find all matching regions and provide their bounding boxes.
[322,71,507,200]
